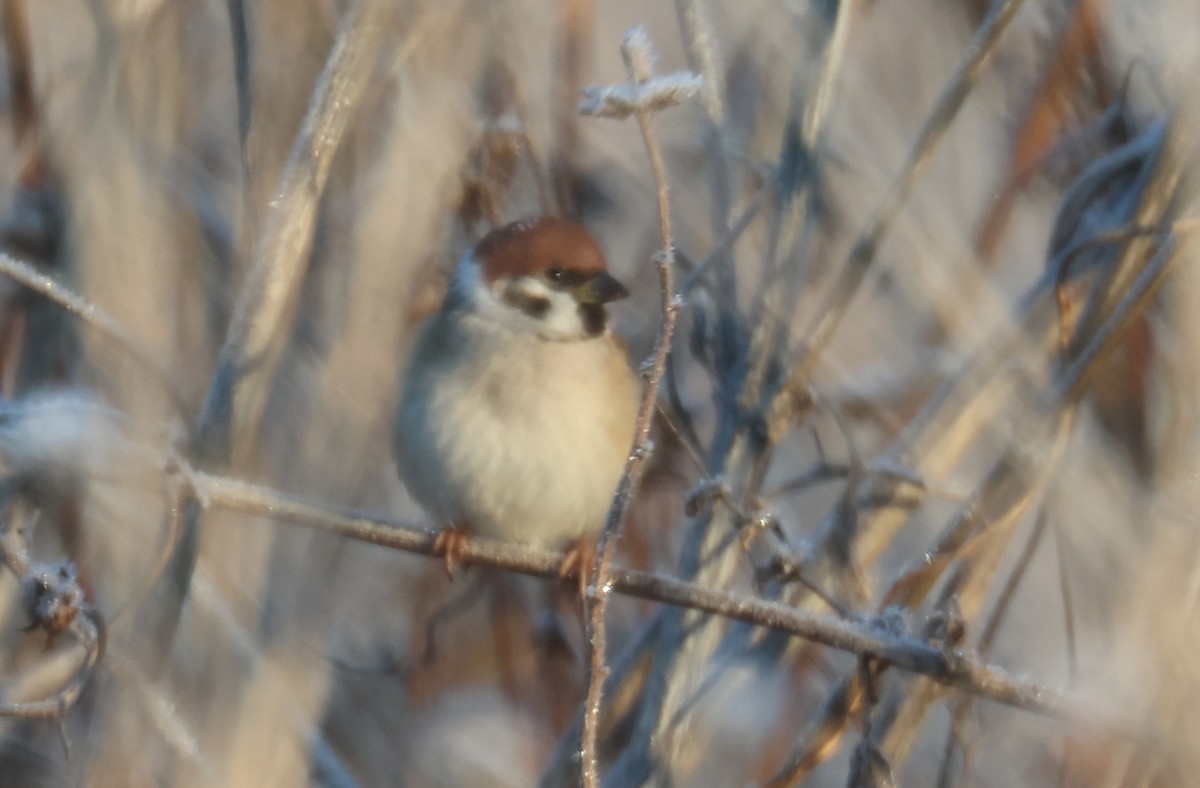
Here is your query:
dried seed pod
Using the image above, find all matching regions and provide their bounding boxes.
[21,558,83,638]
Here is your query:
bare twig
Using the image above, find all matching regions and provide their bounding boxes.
[108,451,193,627]
[150,0,388,660]
[225,0,253,157]
[802,0,857,147]
[225,0,258,256]
[762,461,851,499]
[773,223,1191,780]
[579,26,696,788]
[610,2,870,779]
[188,470,1093,721]
[0,251,192,422]
[674,0,724,125]
[865,410,1077,772]
[770,110,1196,780]
[539,614,664,788]
[765,0,1030,429]
[104,652,213,775]
[677,180,771,296]
[934,503,1057,787]
[1051,519,1079,681]
[767,408,1075,785]
[195,0,387,465]
[662,357,707,465]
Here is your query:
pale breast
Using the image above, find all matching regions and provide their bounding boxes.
[396,311,639,546]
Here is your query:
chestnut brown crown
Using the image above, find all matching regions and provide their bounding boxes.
[474,216,609,284]
[459,216,628,339]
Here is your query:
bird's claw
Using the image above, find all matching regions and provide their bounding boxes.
[432,524,470,580]
[558,538,597,599]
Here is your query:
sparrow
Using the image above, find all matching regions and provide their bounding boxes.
[394,217,640,581]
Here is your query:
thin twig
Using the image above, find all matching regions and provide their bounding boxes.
[872,411,1076,772]
[765,0,1029,428]
[0,251,192,422]
[1051,519,1079,682]
[225,0,253,157]
[155,0,388,660]
[674,0,724,125]
[933,501,1058,787]
[763,462,851,499]
[539,613,664,787]
[195,0,387,465]
[188,470,1095,720]
[756,145,1194,779]
[677,180,771,296]
[767,408,1073,785]
[776,121,1195,781]
[582,27,689,788]
[802,0,857,147]
[104,652,213,775]
[109,452,192,627]
[225,0,259,260]
[613,3,868,779]
[662,355,707,465]
[813,181,1194,766]
[673,0,738,302]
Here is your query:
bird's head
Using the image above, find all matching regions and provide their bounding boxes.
[448,216,629,341]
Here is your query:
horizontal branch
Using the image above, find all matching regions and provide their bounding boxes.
[193,471,1092,720]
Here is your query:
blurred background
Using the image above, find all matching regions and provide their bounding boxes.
[0,0,1197,785]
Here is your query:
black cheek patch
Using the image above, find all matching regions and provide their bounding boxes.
[580,303,607,336]
[502,286,552,319]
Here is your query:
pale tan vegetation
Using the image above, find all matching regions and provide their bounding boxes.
[0,0,1196,786]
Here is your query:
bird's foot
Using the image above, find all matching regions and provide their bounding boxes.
[558,537,597,599]
[432,522,470,580]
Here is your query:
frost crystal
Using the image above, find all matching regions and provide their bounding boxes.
[622,25,657,79]
[578,74,704,120]
[578,25,702,120]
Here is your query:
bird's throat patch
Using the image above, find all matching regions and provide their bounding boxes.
[580,303,606,336]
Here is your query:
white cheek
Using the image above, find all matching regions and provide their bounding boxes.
[450,255,598,341]
[506,279,589,340]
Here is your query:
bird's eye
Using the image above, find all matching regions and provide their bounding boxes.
[545,267,564,282]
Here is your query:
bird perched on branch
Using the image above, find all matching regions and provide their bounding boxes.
[395,217,640,584]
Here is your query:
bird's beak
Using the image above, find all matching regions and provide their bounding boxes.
[573,271,629,304]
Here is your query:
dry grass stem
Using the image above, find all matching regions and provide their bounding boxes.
[196,0,387,464]
[580,25,696,788]
[0,1,1196,783]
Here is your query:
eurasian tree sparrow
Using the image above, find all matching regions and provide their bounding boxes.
[395,217,640,578]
